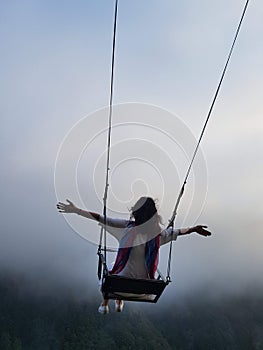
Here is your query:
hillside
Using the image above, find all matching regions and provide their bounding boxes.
[0,274,262,350]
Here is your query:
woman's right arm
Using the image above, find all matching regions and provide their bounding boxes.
[160,225,211,245]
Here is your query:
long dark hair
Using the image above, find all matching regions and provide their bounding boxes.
[130,197,162,236]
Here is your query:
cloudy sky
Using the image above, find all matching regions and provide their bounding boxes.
[1,0,262,301]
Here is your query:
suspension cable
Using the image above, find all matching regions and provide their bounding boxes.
[168,0,250,227]
[166,0,250,280]
[98,0,119,264]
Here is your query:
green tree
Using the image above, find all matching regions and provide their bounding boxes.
[12,337,22,350]
[0,332,12,350]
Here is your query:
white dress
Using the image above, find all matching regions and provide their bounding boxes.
[99,216,179,279]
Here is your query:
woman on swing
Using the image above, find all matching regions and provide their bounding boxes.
[57,196,211,314]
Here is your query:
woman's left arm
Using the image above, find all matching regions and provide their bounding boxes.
[57,199,129,228]
[57,199,100,221]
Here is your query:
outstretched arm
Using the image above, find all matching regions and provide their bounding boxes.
[161,225,211,246]
[57,200,100,221]
[57,200,128,230]
[179,225,211,237]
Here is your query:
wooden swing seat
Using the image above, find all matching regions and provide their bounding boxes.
[101,273,168,303]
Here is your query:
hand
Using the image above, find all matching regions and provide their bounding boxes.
[57,199,78,214]
[191,225,211,237]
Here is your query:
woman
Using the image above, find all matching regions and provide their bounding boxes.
[57,197,211,314]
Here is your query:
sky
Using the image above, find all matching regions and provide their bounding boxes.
[0,0,262,302]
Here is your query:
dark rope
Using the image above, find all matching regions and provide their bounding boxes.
[166,184,185,281]
[169,0,250,227]
[166,0,250,280]
[98,0,119,270]
[166,223,174,283]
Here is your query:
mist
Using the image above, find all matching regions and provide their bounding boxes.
[1,0,262,307]
[1,164,262,304]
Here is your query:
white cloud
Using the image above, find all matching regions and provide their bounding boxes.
[0,0,262,297]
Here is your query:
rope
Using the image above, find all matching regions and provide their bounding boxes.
[98,0,119,270]
[166,0,250,280]
[169,0,250,227]
[97,0,250,282]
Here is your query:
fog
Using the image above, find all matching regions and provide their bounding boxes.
[1,0,262,304]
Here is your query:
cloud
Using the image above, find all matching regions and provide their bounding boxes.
[0,0,262,301]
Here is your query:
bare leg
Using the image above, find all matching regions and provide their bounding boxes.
[102,299,109,306]
[115,299,124,312]
[98,299,109,314]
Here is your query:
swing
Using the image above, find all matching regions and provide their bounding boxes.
[99,252,168,303]
[97,0,250,303]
